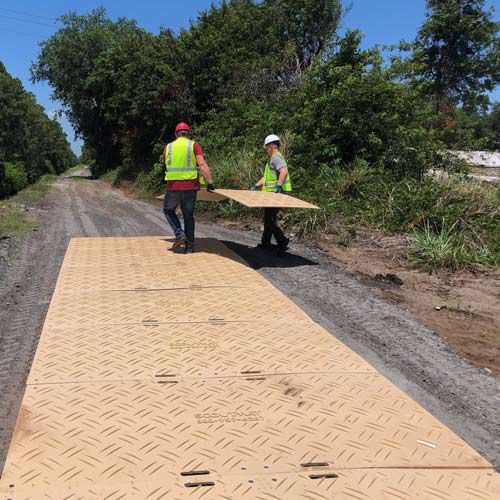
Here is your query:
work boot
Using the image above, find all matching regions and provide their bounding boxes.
[276,237,290,257]
[171,234,187,251]
[184,243,195,254]
[256,242,272,250]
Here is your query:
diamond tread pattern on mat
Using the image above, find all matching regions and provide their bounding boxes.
[1,236,497,500]
[28,321,376,383]
[1,374,489,492]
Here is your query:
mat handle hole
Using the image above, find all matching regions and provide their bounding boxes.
[181,470,210,477]
[300,462,330,468]
[184,481,215,488]
[309,474,338,480]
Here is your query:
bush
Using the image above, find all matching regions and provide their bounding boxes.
[99,167,128,186]
[135,162,165,196]
[0,162,29,197]
[408,220,490,272]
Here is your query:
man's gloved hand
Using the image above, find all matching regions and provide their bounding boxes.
[207,183,215,192]
[273,185,284,193]
[250,184,258,191]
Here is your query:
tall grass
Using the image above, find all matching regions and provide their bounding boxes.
[130,146,500,271]
[0,174,57,238]
[408,220,485,271]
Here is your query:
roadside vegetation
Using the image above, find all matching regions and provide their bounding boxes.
[0,174,58,238]
[0,63,76,199]
[31,0,500,271]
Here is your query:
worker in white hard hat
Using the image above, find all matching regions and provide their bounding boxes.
[251,134,292,256]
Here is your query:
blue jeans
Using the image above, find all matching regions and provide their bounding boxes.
[163,190,197,245]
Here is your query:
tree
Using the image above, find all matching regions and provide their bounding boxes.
[31,8,185,176]
[177,0,342,112]
[32,3,343,176]
[290,31,440,179]
[487,102,500,149]
[269,0,343,80]
[0,61,74,197]
[412,0,500,124]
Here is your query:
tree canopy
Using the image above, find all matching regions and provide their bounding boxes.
[30,0,500,180]
[412,0,500,122]
[0,62,75,197]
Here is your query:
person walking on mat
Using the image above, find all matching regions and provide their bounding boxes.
[163,122,215,253]
[251,134,292,256]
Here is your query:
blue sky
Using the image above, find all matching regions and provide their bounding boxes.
[1,0,499,155]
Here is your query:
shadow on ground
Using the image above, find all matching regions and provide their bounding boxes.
[61,174,93,180]
[221,240,318,269]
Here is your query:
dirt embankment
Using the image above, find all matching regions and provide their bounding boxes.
[318,231,500,377]
[1,176,499,474]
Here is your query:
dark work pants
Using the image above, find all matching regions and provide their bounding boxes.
[262,208,287,246]
[163,190,197,245]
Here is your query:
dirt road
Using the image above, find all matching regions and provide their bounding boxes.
[1,175,499,473]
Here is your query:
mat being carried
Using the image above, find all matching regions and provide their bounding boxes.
[157,188,319,209]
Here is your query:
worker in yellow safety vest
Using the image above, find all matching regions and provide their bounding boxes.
[162,122,215,253]
[251,134,292,256]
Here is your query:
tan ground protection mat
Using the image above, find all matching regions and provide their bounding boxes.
[1,236,499,500]
[158,188,320,209]
[28,322,377,383]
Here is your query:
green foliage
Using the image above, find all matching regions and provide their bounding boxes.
[196,99,274,156]
[0,62,75,198]
[489,102,500,149]
[408,220,488,272]
[99,167,127,186]
[0,206,37,238]
[134,162,165,196]
[13,174,58,206]
[209,149,262,190]
[412,0,500,118]
[0,174,58,237]
[1,162,29,196]
[178,0,342,113]
[32,2,342,177]
[27,1,500,271]
[32,8,186,177]
[280,164,500,270]
[290,31,442,178]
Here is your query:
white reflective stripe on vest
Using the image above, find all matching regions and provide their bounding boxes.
[167,143,173,168]
[264,179,291,187]
[186,140,193,168]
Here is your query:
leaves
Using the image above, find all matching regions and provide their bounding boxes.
[0,63,75,197]
[412,0,500,117]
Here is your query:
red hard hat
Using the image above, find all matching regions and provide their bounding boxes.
[175,122,190,133]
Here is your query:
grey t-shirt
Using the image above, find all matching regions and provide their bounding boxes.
[269,153,287,176]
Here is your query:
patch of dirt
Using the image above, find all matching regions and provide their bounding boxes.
[320,230,500,378]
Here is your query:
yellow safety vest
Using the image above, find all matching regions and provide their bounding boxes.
[165,137,199,181]
[262,152,292,192]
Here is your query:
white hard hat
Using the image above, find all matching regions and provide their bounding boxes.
[264,134,280,146]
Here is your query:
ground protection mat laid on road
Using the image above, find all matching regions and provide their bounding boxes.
[2,470,498,500]
[59,236,248,268]
[1,236,499,500]
[28,322,377,383]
